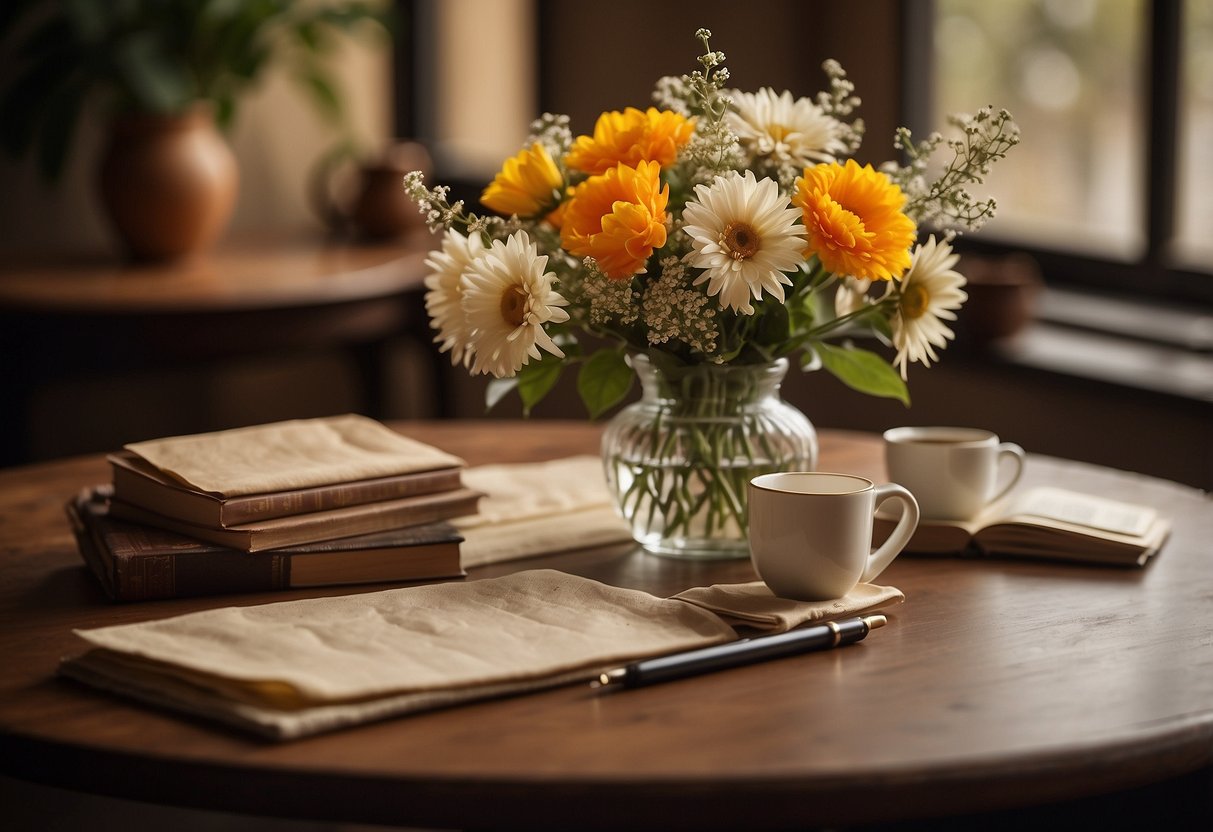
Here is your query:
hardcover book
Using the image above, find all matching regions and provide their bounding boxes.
[68,487,465,602]
[122,414,465,496]
[875,486,1170,567]
[109,450,464,528]
[108,487,483,552]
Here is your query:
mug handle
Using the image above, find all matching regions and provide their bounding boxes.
[863,484,920,583]
[989,442,1027,504]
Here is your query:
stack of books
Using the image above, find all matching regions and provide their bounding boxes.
[67,415,482,602]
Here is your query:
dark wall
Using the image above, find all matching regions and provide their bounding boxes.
[538,0,904,162]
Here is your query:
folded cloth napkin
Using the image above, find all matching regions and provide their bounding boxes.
[60,570,904,740]
[456,456,632,566]
[125,414,464,496]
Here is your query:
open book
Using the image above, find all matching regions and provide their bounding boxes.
[876,486,1170,567]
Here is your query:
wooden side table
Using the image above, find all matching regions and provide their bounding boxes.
[0,231,439,465]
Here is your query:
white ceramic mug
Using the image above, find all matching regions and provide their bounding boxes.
[883,426,1026,521]
[748,472,920,601]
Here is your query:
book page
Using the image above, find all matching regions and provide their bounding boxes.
[1008,487,1157,537]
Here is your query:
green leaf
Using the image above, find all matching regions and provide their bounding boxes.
[213,94,236,130]
[814,341,910,406]
[297,65,342,124]
[868,311,894,341]
[35,80,85,181]
[643,347,687,376]
[577,349,634,419]
[113,32,191,112]
[754,298,790,347]
[0,54,76,160]
[517,356,564,415]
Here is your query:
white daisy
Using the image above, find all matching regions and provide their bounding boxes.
[681,170,807,315]
[462,230,570,378]
[889,235,968,380]
[833,276,875,318]
[726,88,847,167]
[424,228,486,367]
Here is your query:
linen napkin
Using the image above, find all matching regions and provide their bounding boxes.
[456,456,632,566]
[60,570,904,740]
[125,414,464,496]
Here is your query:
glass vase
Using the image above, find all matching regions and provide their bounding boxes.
[602,354,818,559]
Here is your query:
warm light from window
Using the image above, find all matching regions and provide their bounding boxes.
[1175,0,1213,269]
[432,0,536,179]
[934,0,1146,259]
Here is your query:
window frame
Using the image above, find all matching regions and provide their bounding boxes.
[903,0,1213,308]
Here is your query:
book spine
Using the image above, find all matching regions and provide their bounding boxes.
[242,492,482,552]
[66,499,118,601]
[109,490,481,552]
[107,533,291,601]
[221,469,463,525]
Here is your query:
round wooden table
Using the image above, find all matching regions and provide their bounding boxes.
[1,422,1211,830]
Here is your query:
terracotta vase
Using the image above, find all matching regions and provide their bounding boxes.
[98,107,238,261]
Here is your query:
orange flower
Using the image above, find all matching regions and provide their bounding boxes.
[565,107,694,175]
[561,160,668,279]
[793,159,916,281]
[481,143,563,216]
[543,187,574,229]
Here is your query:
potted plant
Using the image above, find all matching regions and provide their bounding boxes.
[0,0,389,260]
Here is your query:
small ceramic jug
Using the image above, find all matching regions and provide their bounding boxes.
[311,141,431,240]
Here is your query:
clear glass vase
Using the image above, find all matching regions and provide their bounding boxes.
[602,354,818,559]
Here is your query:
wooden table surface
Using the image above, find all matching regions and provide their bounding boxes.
[1,422,1211,830]
[0,230,436,314]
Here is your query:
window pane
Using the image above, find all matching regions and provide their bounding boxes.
[1176,0,1213,268]
[933,0,1145,258]
[431,0,536,178]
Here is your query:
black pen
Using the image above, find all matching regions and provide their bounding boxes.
[593,614,887,690]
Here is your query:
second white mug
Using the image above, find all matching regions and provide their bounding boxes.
[883,426,1025,521]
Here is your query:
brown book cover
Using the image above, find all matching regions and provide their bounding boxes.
[67,487,465,602]
[107,486,482,552]
[109,451,464,527]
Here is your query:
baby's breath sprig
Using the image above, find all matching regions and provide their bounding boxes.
[816,59,865,156]
[401,171,506,238]
[678,28,743,184]
[526,113,573,159]
[651,75,693,116]
[580,258,641,328]
[642,256,720,357]
[890,107,1020,232]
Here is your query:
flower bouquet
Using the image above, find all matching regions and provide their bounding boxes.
[405,28,1018,558]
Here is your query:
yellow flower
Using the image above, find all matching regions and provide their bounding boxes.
[481,143,563,216]
[793,159,916,281]
[561,160,668,279]
[565,107,694,175]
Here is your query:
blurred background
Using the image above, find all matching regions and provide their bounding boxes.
[0,0,1209,489]
[1,2,1212,828]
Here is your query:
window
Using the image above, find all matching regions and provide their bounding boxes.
[396,1,1212,306]
[921,0,1213,306]
[1176,0,1213,268]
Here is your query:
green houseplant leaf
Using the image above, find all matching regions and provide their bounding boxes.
[0,0,390,181]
